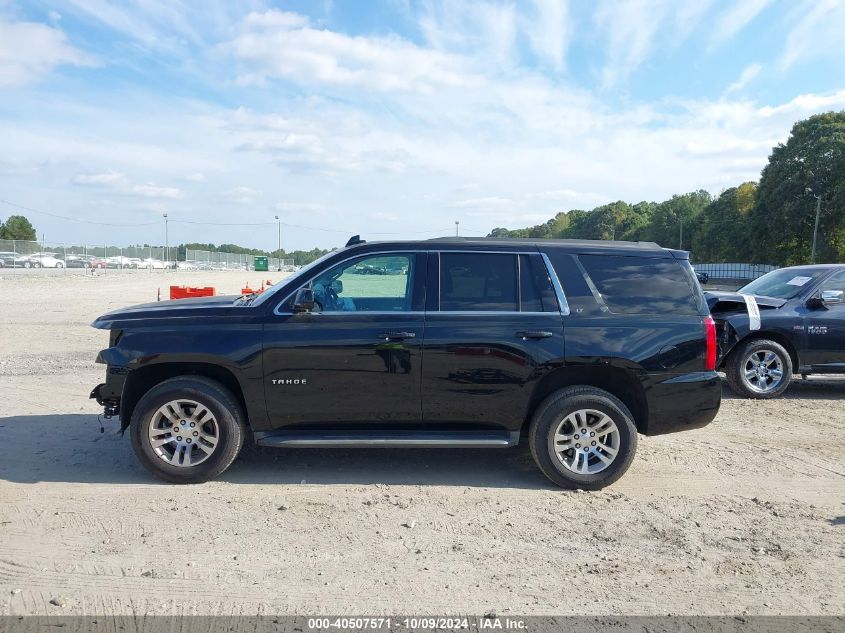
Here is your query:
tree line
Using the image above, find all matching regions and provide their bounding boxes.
[489,111,845,265]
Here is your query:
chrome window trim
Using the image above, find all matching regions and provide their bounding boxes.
[540,252,571,316]
[273,250,422,316]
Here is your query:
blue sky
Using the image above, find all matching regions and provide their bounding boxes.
[1,0,844,251]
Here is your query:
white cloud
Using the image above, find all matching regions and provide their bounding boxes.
[132,183,183,199]
[779,0,845,69]
[450,196,514,209]
[185,172,206,182]
[0,17,92,86]
[71,170,182,199]
[524,0,571,71]
[593,0,673,88]
[222,186,260,204]
[72,171,128,186]
[709,0,773,49]
[725,63,763,94]
[225,9,477,93]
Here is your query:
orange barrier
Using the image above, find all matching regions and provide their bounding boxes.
[170,285,216,300]
[241,280,273,295]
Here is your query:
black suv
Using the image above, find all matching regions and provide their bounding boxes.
[91,237,721,489]
[707,264,845,398]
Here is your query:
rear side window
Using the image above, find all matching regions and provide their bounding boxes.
[520,254,558,313]
[440,253,517,311]
[578,255,698,315]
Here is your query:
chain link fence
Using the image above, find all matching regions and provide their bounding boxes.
[0,240,295,274]
[691,262,777,281]
[183,250,295,271]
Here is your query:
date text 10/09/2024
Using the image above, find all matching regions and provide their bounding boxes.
[307,617,527,630]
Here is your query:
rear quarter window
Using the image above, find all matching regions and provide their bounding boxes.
[578,254,699,315]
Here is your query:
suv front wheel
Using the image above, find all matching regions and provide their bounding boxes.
[529,386,638,490]
[130,376,246,483]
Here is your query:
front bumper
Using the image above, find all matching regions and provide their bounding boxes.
[90,366,127,419]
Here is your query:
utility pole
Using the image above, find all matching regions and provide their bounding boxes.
[275,215,281,271]
[679,218,683,250]
[455,221,459,237]
[163,213,168,267]
[806,188,822,263]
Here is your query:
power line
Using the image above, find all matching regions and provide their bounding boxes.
[0,197,457,236]
[0,198,159,227]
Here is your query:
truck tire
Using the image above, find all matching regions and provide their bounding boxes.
[529,386,638,490]
[725,338,792,399]
[130,376,246,483]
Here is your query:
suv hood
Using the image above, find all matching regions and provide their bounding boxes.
[92,294,243,329]
[704,291,787,314]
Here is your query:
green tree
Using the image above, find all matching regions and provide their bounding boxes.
[646,191,712,250]
[692,183,757,262]
[0,215,36,241]
[751,111,845,264]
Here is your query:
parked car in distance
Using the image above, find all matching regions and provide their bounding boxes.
[66,254,95,268]
[1,253,40,268]
[707,264,845,398]
[106,256,139,269]
[695,270,709,284]
[91,236,721,489]
[28,253,65,268]
[142,258,167,269]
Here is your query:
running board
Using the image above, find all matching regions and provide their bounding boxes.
[254,430,519,448]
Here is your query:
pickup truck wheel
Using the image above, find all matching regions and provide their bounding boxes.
[725,339,792,399]
[130,377,246,483]
[529,386,637,490]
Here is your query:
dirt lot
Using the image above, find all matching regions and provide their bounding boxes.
[0,271,843,616]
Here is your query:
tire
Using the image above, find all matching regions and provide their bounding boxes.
[528,386,638,490]
[725,338,792,399]
[56,262,64,268]
[130,376,247,483]
[24,262,31,268]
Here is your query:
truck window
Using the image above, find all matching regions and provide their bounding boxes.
[440,253,518,312]
[578,254,698,315]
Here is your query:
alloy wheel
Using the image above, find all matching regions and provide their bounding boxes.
[147,399,220,467]
[552,409,620,474]
[741,349,784,394]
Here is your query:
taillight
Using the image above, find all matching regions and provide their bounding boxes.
[704,315,717,371]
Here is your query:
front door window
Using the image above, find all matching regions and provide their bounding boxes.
[310,254,414,313]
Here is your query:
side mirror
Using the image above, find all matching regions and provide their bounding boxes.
[293,287,315,313]
[821,289,844,305]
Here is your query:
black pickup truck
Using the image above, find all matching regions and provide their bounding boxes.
[707,264,845,398]
[91,237,721,489]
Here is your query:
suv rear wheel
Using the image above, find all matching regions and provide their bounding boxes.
[725,338,792,399]
[529,386,637,490]
[130,376,246,483]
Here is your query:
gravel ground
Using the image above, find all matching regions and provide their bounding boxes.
[0,271,843,617]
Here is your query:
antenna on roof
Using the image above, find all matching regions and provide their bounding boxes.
[345,235,365,247]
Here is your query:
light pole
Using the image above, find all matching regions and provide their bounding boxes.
[275,215,281,271]
[805,188,822,263]
[455,221,459,237]
[163,213,168,268]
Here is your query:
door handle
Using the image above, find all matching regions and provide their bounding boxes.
[516,330,553,340]
[380,331,416,340]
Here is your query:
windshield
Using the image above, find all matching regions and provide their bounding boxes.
[739,268,828,299]
[248,249,339,306]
